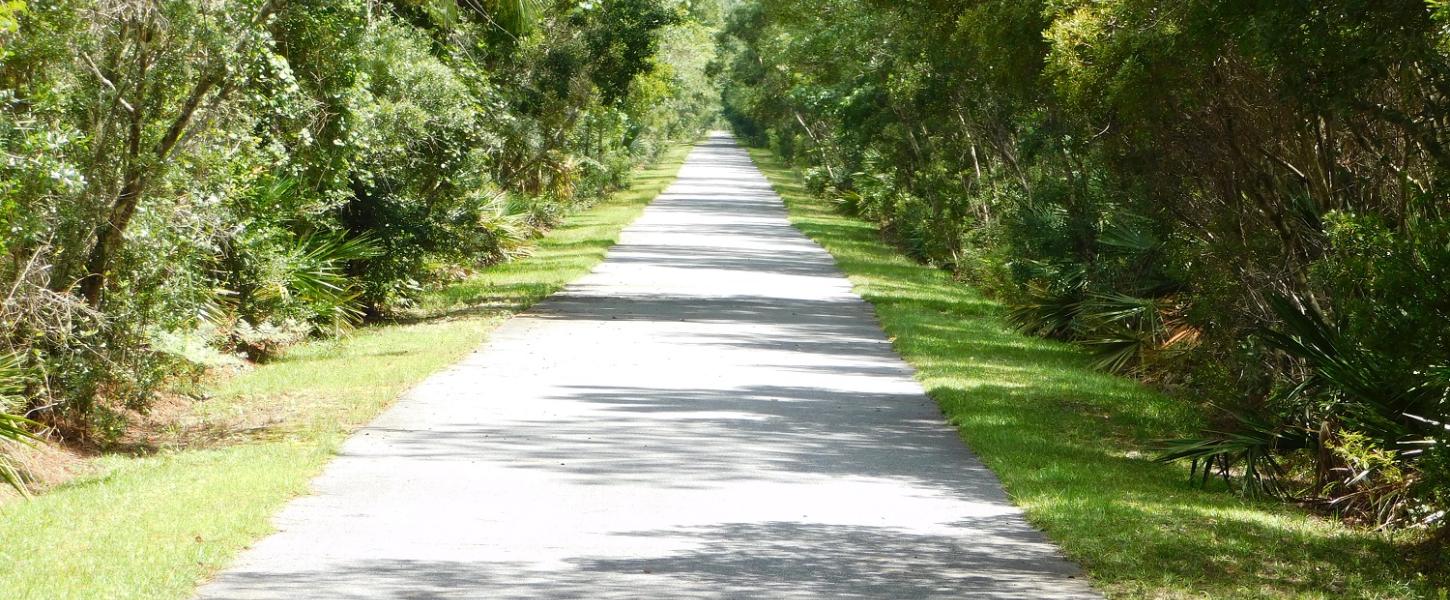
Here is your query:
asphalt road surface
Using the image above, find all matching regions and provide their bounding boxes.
[196,133,1100,600]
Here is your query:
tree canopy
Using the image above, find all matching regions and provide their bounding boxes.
[716,0,1450,541]
[0,0,721,465]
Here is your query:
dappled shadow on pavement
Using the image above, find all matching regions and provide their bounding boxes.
[343,382,983,494]
[744,149,1441,596]
[205,520,1092,599]
[196,132,1101,600]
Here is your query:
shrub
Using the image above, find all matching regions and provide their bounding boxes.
[0,352,39,494]
[0,0,716,439]
[717,0,1450,540]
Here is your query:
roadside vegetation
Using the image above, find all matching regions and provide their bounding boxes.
[751,148,1441,599]
[3,0,1444,596]
[0,0,723,483]
[0,0,717,593]
[717,0,1450,571]
[0,145,690,599]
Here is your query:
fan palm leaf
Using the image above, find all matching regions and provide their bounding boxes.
[286,232,381,331]
[0,352,40,495]
[1156,408,1308,497]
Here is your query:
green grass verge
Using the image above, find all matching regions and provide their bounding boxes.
[0,144,692,600]
[747,148,1441,600]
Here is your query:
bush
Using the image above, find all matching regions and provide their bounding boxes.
[0,352,39,494]
[717,0,1450,539]
[0,0,718,439]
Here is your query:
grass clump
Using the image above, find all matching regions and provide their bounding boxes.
[0,145,690,600]
[748,147,1441,600]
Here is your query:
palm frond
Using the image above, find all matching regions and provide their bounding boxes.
[1074,292,1178,374]
[1097,218,1158,254]
[1006,266,1086,338]
[1259,294,1425,441]
[1007,284,1082,338]
[282,232,382,331]
[1156,408,1307,497]
[1079,329,1150,374]
[0,352,40,496]
[1079,292,1163,331]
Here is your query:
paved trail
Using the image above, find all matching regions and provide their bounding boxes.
[198,133,1099,599]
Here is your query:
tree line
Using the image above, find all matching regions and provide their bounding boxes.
[716,0,1450,544]
[0,0,723,486]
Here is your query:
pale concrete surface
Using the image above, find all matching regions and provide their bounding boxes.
[196,133,1101,599]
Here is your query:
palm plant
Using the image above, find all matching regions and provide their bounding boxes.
[1159,295,1448,526]
[0,352,40,495]
[1156,408,1309,497]
[1259,295,1439,448]
[472,196,536,264]
[1095,217,1159,255]
[1076,293,1199,375]
[1006,261,1086,338]
[1007,283,1082,338]
[221,230,381,357]
[276,232,382,332]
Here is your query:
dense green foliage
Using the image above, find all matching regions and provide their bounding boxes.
[718,0,1450,543]
[752,147,1437,600]
[0,0,719,445]
[0,146,690,599]
[2,0,1442,590]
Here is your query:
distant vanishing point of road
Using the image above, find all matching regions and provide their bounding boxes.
[196,132,1101,599]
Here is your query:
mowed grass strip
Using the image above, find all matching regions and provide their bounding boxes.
[0,144,692,600]
[747,148,1438,600]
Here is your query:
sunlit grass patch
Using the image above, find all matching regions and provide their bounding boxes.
[748,147,1438,600]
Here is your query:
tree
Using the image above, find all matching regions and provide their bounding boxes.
[63,1,282,306]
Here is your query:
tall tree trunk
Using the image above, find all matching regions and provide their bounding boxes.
[77,69,219,307]
[78,174,145,306]
[76,0,279,307]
